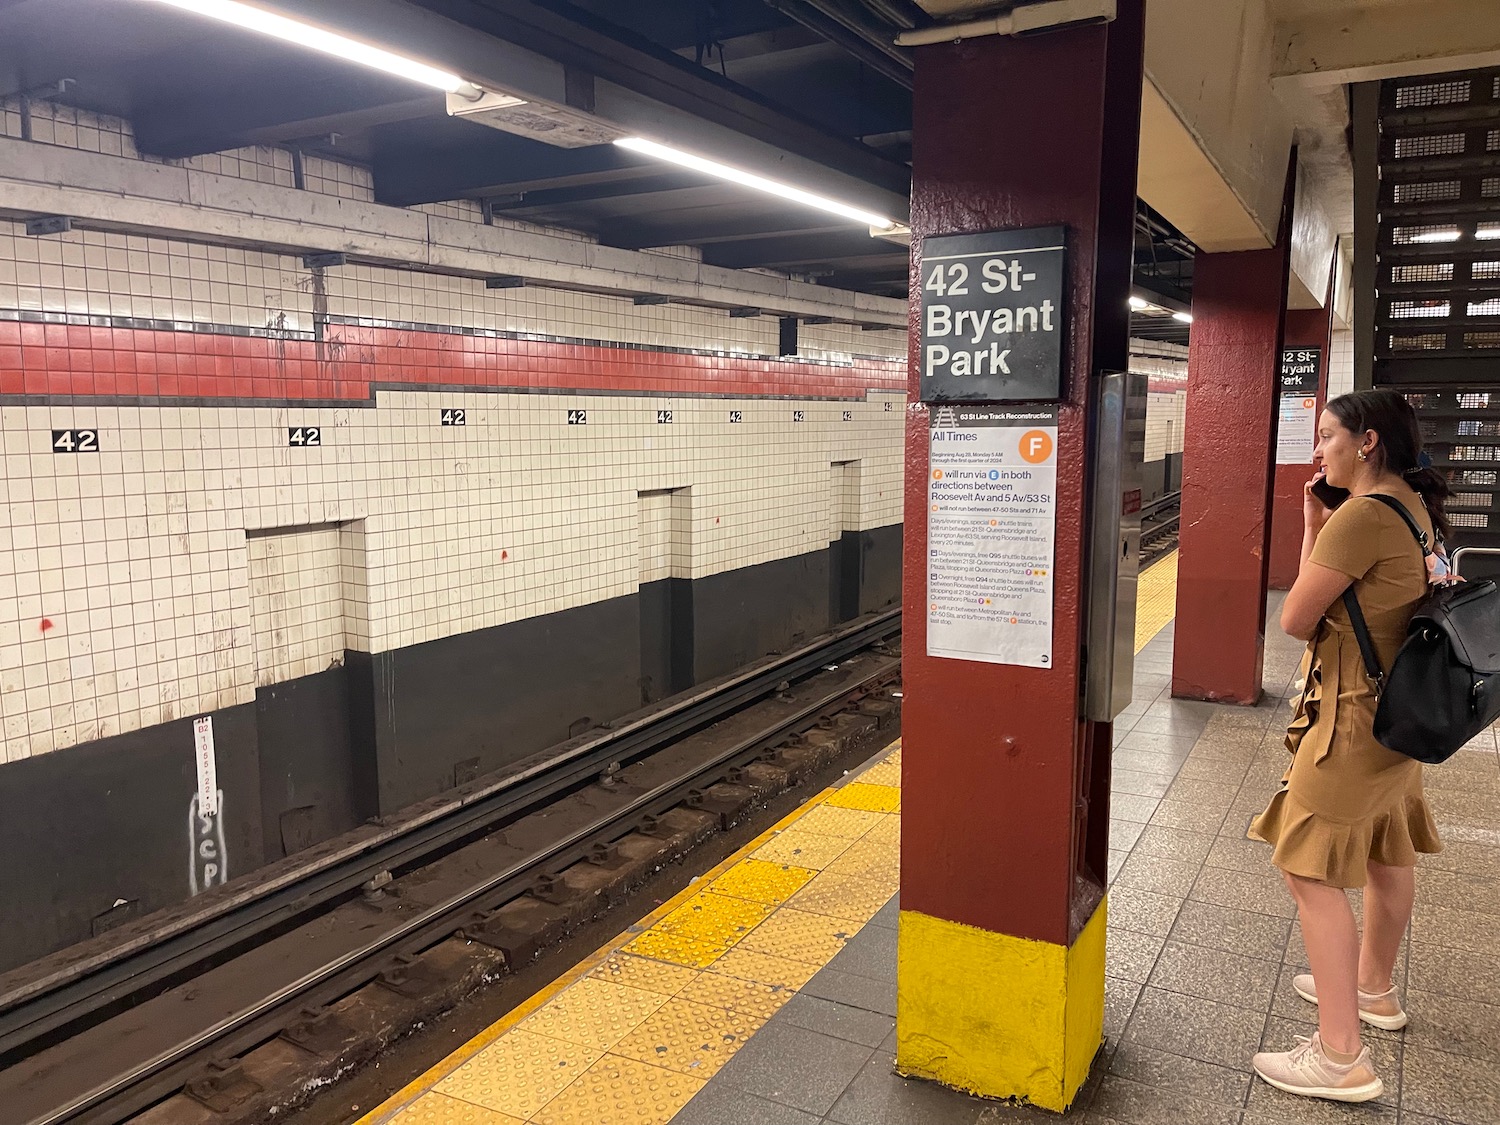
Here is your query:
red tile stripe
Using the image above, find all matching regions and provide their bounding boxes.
[0,320,906,401]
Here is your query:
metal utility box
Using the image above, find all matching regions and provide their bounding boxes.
[1085,370,1147,722]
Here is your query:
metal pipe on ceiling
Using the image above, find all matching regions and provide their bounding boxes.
[894,0,1115,46]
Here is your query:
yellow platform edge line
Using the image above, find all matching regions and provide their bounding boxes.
[1133,549,1177,654]
[353,743,897,1125]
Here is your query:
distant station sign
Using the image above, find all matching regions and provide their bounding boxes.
[1276,346,1322,465]
[1280,347,1321,396]
[918,226,1066,403]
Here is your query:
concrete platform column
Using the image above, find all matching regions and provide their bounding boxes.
[896,5,1144,1112]
[1170,169,1296,704]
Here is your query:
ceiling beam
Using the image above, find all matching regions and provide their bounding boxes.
[702,230,902,270]
[484,173,715,211]
[266,0,909,217]
[610,216,858,250]
[374,135,660,206]
[1273,0,1500,87]
[132,82,441,158]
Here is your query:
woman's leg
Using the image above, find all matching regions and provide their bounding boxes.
[1360,861,1415,994]
[1284,871,1362,1055]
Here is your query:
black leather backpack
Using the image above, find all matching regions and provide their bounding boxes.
[1341,493,1500,764]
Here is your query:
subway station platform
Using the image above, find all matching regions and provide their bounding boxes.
[347,557,1500,1125]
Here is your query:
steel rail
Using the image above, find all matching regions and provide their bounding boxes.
[0,610,900,1066]
[27,635,901,1125]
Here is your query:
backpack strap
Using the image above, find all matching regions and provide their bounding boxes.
[1336,494,1429,700]
[1341,586,1386,698]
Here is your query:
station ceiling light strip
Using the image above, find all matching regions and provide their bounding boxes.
[614,137,896,230]
[140,0,477,94]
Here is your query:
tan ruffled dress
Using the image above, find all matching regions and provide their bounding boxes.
[1249,489,1443,888]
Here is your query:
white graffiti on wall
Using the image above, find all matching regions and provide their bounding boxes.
[189,791,229,895]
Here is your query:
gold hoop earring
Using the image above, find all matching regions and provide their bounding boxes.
[1357,450,1368,462]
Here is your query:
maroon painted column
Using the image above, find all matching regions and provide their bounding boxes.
[896,4,1144,1110]
[1171,165,1295,703]
[1268,305,1335,589]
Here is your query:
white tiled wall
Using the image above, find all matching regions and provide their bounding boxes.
[300,154,375,201]
[1328,329,1355,398]
[0,223,312,330]
[829,461,861,540]
[0,386,904,763]
[0,218,904,367]
[0,117,907,765]
[248,526,346,687]
[1131,343,1189,463]
[1145,391,1188,463]
[638,489,692,583]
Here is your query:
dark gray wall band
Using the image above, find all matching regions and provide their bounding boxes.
[0,529,901,971]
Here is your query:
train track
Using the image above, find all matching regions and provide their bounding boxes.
[0,611,902,1125]
[1141,489,1181,566]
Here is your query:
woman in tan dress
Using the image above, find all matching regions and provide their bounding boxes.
[1248,390,1447,1103]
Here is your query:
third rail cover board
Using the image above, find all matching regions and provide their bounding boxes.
[926,404,1059,667]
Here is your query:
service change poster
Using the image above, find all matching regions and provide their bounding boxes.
[926,404,1059,667]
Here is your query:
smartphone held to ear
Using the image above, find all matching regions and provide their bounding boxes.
[1311,474,1349,511]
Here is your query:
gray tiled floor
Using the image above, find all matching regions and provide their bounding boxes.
[674,597,1500,1124]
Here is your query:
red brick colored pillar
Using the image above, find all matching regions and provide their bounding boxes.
[1268,306,1335,589]
[1171,165,1296,704]
[897,4,1144,1110]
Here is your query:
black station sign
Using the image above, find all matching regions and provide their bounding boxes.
[918,225,1066,403]
[1280,346,1322,396]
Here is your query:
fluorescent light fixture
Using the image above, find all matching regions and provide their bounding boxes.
[1172,311,1193,324]
[141,0,474,94]
[1409,229,1461,243]
[1128,296,1148,310]
[615,136,895,230]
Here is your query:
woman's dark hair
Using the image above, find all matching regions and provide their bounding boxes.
[1326,389,1453,541]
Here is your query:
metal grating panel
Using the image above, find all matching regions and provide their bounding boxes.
[1390,262,1455,283]
[1398,389,1500,546]
[1394,133,1467,158]
[1390,223,1460,244]
[1390,332,1448,349]
[1392,180,1462,202]
[1396,79,1471,108]
[1373,70,1500,385]
[1390,299,1451,317]
[1374,72,1500,548]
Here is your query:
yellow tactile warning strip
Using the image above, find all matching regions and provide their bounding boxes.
[356,741,904,1125]
[360,560,1178,1125]
[1134,549,1178,653]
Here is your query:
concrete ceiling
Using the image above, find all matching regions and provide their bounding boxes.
[908,0,1500,312]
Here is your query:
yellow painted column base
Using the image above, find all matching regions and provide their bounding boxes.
[894,897,1106,1113]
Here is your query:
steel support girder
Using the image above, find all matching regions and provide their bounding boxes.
[610,216,858,250]
[701,229,900,270]
[259,0,909,217]
[130,73,441,158]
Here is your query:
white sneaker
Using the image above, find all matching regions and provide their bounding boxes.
[1253,1032,1383,1103]
[1292,973,1409,1031]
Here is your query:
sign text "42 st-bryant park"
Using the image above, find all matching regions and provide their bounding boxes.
[918,225,1066,403]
